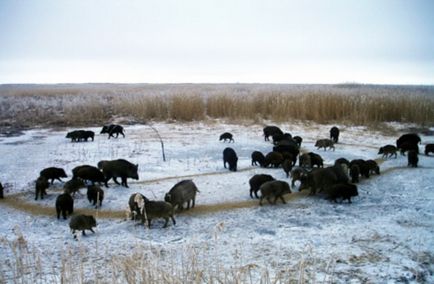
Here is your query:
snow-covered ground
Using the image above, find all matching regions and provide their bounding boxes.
[0,122,433,283]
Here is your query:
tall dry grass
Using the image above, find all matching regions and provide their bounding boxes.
[1,84,433,127]
[0,227,331,283]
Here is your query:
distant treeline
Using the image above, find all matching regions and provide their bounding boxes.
[1,83,433,127]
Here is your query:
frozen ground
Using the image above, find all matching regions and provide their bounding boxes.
[0,121,433,283]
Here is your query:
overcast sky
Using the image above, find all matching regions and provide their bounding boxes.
[0,0,433,84]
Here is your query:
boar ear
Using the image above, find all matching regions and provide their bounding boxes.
[135,164,138,169]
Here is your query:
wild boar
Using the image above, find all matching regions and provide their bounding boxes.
[308,152,324,168]
[251,151,265,167]
[408,150,418,167]
[272,133,292,145]
[66,130,94,142]
[315,139,335,151]
[69,214,97,239]
[259,180,291,206]
[325,183,358,203]
[349,164,360,183]
[273,144,299,166]
[299,165,348,195]
[164,180,199,211]
[97,160,109,170]
[292,136,303,147]
[87,185,104,208]
[102,159,139,187]
[349,159,370,178]
[72,165,105,185]
[425,144,434,156]
[334,157,350,167]
[223,147,238,171]
[0,182,3,199]
[40,167,68,184]
[282,159,293,178]
[330,126,340,143]
[366,160,380,175]
[264,151,284,168]
[219,132,234,143]
[100,124,125,139]
[249,174,275,198]
[128,193,149,221]
[378,145,397,159]
[299,153,311,168]
[63,178,86,197]
[55,193,74,219]
[141,200,176,228]
[263,126,283,141]
[399,142,419,156]
[396,133,421,148]
[35,176,49,200]
[290,167,307,187]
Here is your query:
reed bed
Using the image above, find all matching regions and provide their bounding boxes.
[1,84,433,128]
[0,227,328,283]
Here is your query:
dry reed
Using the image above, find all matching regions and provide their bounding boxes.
[1,84,433,128]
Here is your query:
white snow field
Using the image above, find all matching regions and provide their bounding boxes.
[0,122,433,283]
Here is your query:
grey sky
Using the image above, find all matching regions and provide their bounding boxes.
[0,0,433,84]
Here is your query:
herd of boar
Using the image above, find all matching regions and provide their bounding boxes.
[235,126,430,208]
[2,123,432,239]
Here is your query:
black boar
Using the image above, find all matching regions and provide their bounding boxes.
[282,159,293,178]
[87,185,104,208]
[408,150,418,167]
[259,180,291,206]
[40,167,67,184]
[330,126,340,143]
[128,193,149,221]
[72,165,106,185]
[249,174,275,198]
[366,160,380,175]
[378,145,397,159]
[399,142,419,156]
[299,165,348,195]
[293,136,303,147]
[396,133,421,148]
[325,183,358,203]
[219,132,234,143]
[66,130,94,142]
[290,167,307,187]
[349,164,360,183]
[425,144,434,156]
[264,151,284,168]
[334,157,350,167]
[223,147,238,171]
[35,176,49,200]
[55,193,74,219]
[164,180,199,211]
[63,178,86,197]
[100,124,125,139]
[69,214,97,239]
[299,153,311,168]
[0,182,3,199]
[273,144,299,165]
[315,139,335,151]
[308,152,324,168]
[66,130,84,142]
[251,151,265,167]
[272,133,292,145]
[102,159,139,187]
[349,159,370,178]
[141,200,176,228]
[97,160,109,170]
[263,126,283,141]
